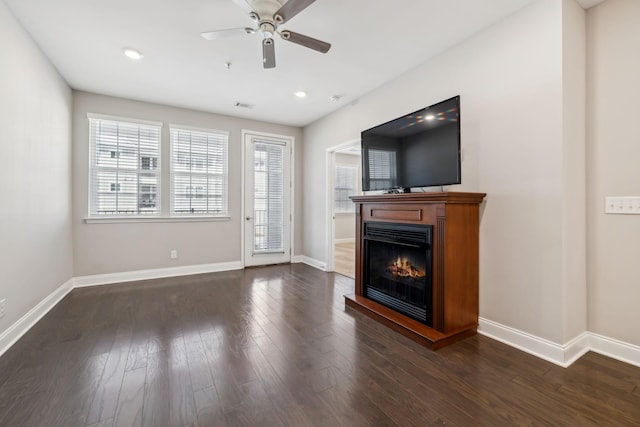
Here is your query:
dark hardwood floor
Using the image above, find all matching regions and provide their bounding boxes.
[0,264,639,426]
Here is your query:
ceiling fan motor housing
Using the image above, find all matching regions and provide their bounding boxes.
[251,0,283,19]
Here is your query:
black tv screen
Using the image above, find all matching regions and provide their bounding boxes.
[361,96,461,192]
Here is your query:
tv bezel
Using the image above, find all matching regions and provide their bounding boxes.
[361,95,461,192]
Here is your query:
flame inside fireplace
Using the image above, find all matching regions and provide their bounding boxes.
[388,257,425,279]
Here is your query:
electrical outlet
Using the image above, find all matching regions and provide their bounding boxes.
[170,250,178,259]
[0,299,6,318]
[605,196,640,214]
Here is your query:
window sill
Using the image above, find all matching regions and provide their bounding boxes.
[335,211,356,216]
[84,216,231,224]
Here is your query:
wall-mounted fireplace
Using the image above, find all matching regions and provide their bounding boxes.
[363,222,433,326]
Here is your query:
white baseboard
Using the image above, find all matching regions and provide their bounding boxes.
[478,317,584,367]
[478,317,640,368]
[294,256,326,271]
[335,238,356,244]
[562,332,592,366]
[0,278,74,358]
[589,332,640,368]
[73,261,243,288]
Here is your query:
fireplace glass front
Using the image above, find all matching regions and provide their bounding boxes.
[363,222,433,326]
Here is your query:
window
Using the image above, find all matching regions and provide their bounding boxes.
[89,115,161,216]
[253,141,284,252]
[170,126,228,216]
[334,165,358,213]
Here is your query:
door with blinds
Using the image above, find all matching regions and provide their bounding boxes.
[243,132,292,267]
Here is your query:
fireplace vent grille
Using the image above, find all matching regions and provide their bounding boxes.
[366,288,429,323]
[364,223,431,244]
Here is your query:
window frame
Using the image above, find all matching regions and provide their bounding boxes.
[87,113,162,218]
[169,124,230,217]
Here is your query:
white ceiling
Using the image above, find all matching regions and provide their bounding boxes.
[5,0,575,127]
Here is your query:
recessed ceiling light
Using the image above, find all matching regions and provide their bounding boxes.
[329,95,342,102]
[123,48,144,61]
[295,91,307,98]
[425,115,435,121]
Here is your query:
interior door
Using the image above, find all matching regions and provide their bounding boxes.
[243,132,292,267]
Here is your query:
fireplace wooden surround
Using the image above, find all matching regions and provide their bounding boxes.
[345,192,486,350]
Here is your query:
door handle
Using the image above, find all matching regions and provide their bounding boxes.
[246,217,252,221]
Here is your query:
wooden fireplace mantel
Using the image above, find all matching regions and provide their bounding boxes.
[345,191,486,350]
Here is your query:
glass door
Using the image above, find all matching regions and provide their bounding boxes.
[243,132,292,266]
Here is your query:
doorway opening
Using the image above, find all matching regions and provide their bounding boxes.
[326,140,361,278]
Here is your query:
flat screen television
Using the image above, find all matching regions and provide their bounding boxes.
[361,96,461,192]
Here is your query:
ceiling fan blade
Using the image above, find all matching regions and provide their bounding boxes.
[274,0,316,24]
[201,27,255,40]
[263,38,276,69]
[280,30,331,53]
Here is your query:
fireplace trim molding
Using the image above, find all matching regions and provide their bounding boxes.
[346,191,486,350]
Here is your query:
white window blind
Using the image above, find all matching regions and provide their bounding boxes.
[368,149,397,190]
[334,165,358,213]
[89,117,161,216]
[253,142,284,252]
[170,127,228,216]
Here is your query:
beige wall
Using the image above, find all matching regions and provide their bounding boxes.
[72,91,303,276]
[587,0,640,346]
[0,2,73,331]
[334,215,355,242]
[561,0,588,344]
[303,0,589,344]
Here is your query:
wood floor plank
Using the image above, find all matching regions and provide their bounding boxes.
[86,335,132,425]
[125,336,150,372]
[86,419,114,427]
[0,263,638,427]
[242,342,314,426]
[141,350,170,427]
[50,352,110,426]
[167,335,197,427]
[185,340,215,392]
[224,379,284,427]
[193,385,227,426]
[113,367,146,427]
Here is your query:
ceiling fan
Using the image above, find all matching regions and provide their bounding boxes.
[201,0,331,69]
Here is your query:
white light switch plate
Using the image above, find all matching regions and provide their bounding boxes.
[605,196,640,214]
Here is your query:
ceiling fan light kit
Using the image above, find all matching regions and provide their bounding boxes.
[201,0,331,69]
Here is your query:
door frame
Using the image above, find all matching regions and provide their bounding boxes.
[241,130,295,268]
[325,139,360,272]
